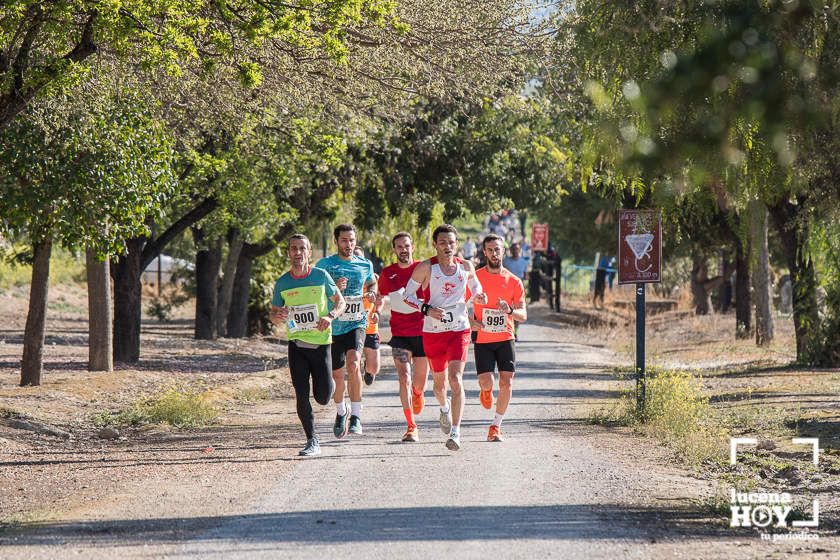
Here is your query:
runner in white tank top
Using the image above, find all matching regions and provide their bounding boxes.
[403,224,487,451]
[423,257,471,333]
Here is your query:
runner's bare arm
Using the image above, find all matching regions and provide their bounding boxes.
[317,292,346,331]
[510,300,527,322]
[464,260,488,305]
[269,305,289,325]
[364,275,379,306]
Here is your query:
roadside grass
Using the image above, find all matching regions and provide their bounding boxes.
[234,387,271,402]
[92,384,219,429]
[589,367,726,465]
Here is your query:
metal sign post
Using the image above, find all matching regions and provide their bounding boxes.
[618,209,662,413]
[635,283,645,412]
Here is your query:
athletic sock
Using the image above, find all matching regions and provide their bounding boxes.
[403,408,416,429]
[449,425,460,438]
[440,399,450,414]
[336,401,347,416]
[411,387,422,397]
[350,401,362,417]
[492,413,504,427]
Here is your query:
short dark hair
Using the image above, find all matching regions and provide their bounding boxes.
[482,234,504,249]
[333,224,356,240]
[432,224,458,243]
[392,232,412,246]
[288,233,311,248]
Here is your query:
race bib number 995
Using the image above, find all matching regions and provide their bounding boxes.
[481,309,508,333]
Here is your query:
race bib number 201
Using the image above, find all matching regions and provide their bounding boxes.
[288,304,319,333]
[339,295,365,322]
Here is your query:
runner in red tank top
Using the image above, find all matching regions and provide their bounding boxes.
[378,232,429,442]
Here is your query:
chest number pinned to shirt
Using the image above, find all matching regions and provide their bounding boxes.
[288,304,319,333]
[482,309,508,333]
[339,295,365,322]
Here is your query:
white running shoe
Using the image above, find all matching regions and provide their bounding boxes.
[439,399,452,434]
[445,433,461,451]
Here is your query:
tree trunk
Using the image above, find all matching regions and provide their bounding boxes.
[769,199,819,362]
[86,249,113,371]
[193,229,222,340]
[217,229,244,337]
[112,237,144,363]
[227,251,254,338]
[734,239,751,339]
[20,238,52,386]
[690,254,712,315]
[749,199,774,346]
[717,250,733,313]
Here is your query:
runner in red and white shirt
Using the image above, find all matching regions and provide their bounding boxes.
[403,224,487,451]
[378,232,429,443]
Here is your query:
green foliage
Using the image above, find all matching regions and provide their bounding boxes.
[0,247,85,289]
[92,384,218,428]
[0,90,177,255]
[591,368,724,464]
[145,287,192,323]
[807,215,840,364]
[0,1,403,121]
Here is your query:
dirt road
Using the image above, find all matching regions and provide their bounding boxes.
[1,307,835,558]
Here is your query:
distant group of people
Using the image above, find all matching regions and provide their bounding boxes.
[270,224,527,457]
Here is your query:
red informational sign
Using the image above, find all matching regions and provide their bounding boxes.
[531,223,549,252]
[618,209,662,284]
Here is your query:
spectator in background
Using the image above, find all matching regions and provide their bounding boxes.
[593,254,612,309]
[462,237,477,263]
[606,256,616,290]
[503,242,529,282]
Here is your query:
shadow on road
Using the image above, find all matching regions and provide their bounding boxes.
[0,504,735,547]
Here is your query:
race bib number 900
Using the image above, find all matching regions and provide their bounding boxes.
[288,304,319,333]
[339,295,365,322]
[482,309,508,333]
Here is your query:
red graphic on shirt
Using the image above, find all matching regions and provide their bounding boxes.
[442,282,457,296]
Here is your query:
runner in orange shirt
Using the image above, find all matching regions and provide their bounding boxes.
[470,234,527,442]
[354,247,383,386]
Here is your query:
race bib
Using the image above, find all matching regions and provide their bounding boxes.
[339,295,365,322]
[482,309,508,333]
[287,304,319,333]
[426,302,467,333]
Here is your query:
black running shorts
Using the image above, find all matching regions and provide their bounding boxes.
[388,335,426,358]
[331,327,365,370]
[474,339,516,375]
[364,333,380,350]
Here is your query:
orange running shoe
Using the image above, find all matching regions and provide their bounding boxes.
[401,426,419,442]
[487,425,504,442]
[479,389,493,410]
[412,389,425,415]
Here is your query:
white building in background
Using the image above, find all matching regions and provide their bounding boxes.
[141,255,193,286]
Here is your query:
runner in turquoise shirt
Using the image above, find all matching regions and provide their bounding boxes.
[316,224,377,438]
[315,253,376,335]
